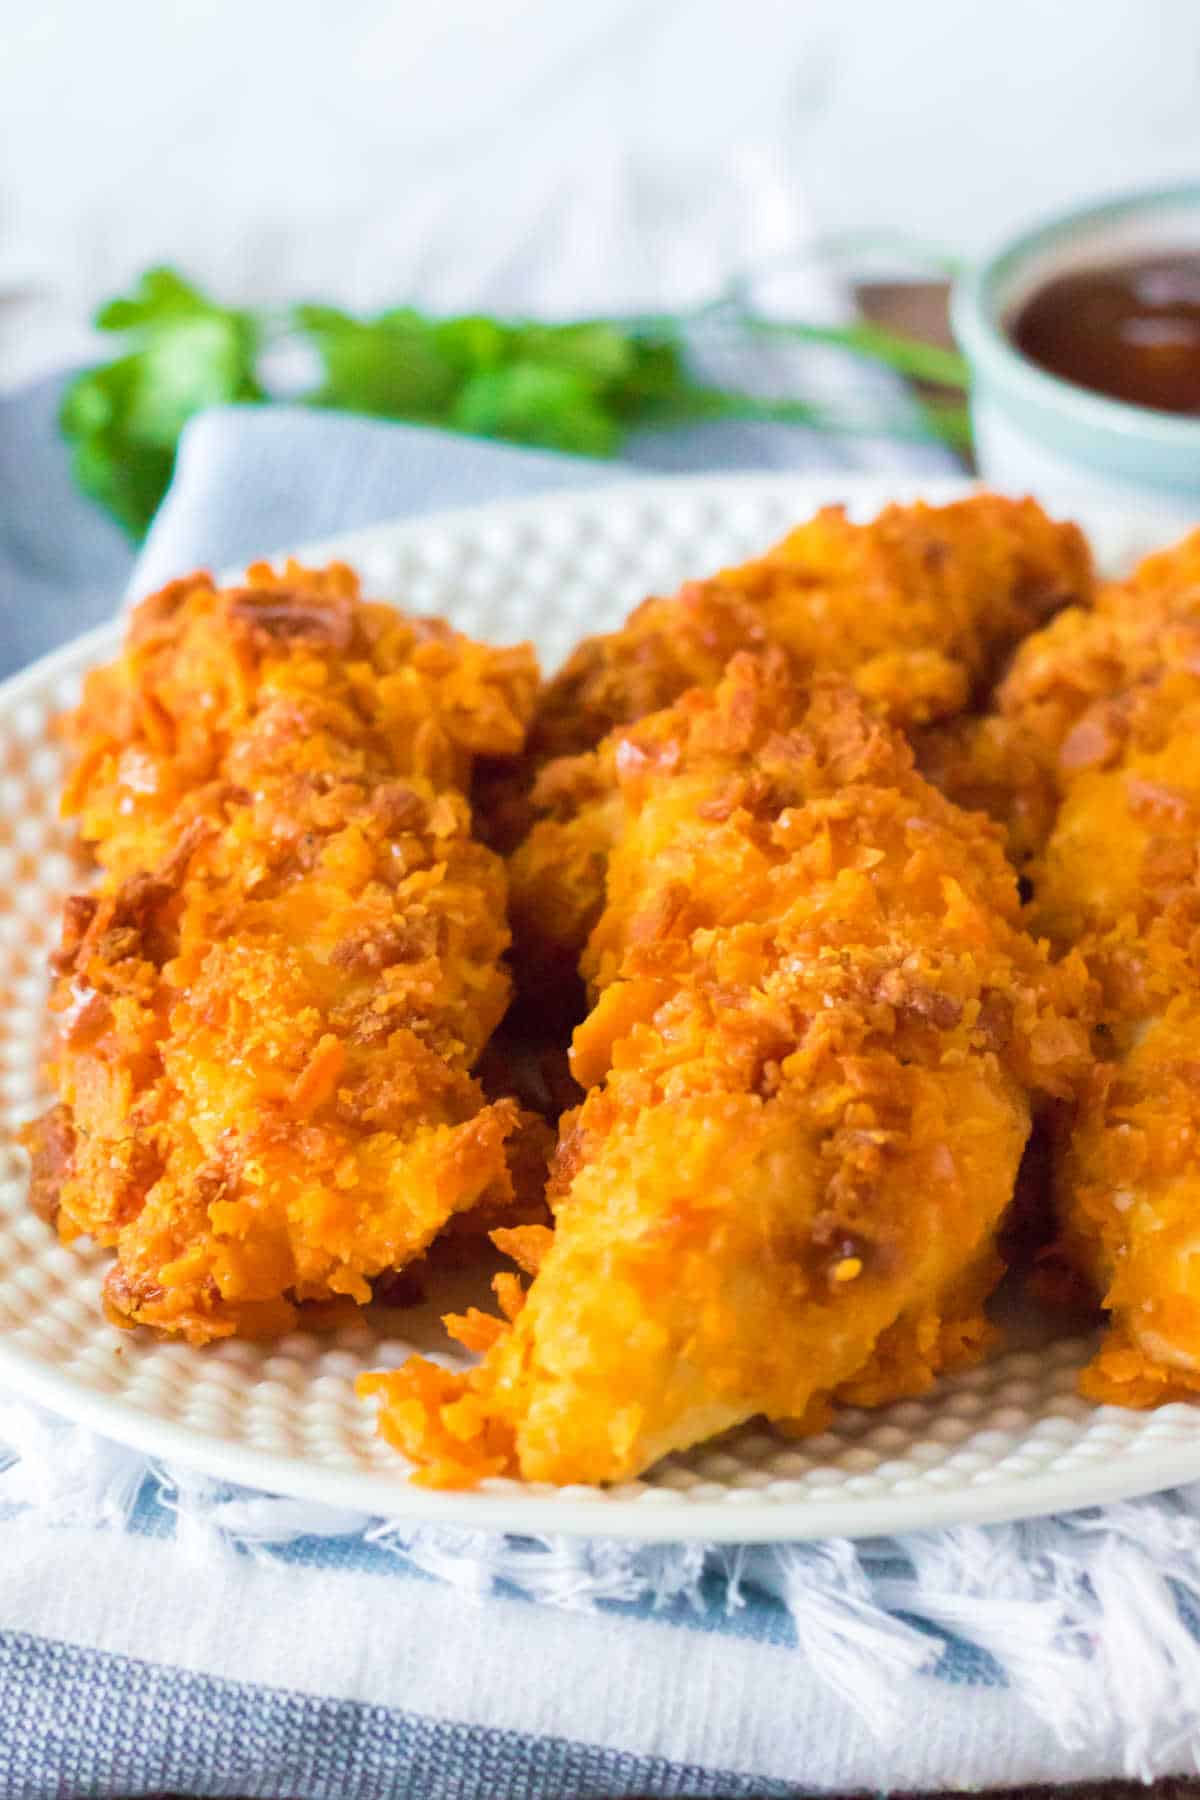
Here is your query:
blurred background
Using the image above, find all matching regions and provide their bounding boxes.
[4,0,1200,386]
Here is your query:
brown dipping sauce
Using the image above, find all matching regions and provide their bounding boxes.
[1010,252,1200,415]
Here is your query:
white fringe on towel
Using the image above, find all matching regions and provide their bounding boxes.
[3,1399,1200,1784]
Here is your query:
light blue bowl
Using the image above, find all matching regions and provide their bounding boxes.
[952,186,1200,516]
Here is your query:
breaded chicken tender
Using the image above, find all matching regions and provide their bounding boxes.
[969,534,1200,1405]
[531,495,1092,764]
[25,562,539,1342]
[503,495,1092,1007]
[360,653,1092,1486]
[920,530,1200,865]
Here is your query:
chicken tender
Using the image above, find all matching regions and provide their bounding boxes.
[531,494,1092,765]
[361,653,1092,1486]
[928,531,1200,1404]
[504,495,1092,1009]
[25,562,539,1342]
[920,529,1200,864]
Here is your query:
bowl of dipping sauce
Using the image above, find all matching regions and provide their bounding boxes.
[953,186,1200,515]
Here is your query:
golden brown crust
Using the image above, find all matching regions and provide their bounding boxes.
[531,495,1093,766]
[502,495,1093,1007]
[920,527,1200,864]
[29,561,540,1343]
[361,654,1093,1486]
[931,529,1200,1403]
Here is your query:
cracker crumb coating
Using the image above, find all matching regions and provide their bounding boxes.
[25,562,540,1342]
[502,494,1092,1006]
[928,531,1200,1404]
[362,654,1092,1486]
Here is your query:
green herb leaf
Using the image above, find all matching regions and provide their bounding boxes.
[60,356,176,539]
[95,266,225,333]
[505,321,635,384]
[432,315,509,376]
[60,263,971,541]
[297,305,461,418]
[60,266,261,537]
[451,363,620,456]
[606,337,692,417]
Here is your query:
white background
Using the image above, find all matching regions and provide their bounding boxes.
[2,0,1200,385]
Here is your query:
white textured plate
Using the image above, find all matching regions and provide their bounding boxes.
[3,471,1200,1543]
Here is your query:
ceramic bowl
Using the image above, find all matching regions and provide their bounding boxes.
[953,185,1200,516]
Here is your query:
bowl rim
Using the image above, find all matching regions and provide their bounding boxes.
[952,182,1200,449]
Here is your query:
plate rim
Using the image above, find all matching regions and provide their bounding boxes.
[5,466,1200,1542]
[5,1327,1200,1541]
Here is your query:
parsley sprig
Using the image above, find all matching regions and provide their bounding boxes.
[61,266,970,539]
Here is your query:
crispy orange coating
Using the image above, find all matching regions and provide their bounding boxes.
[360,653,1092,1486]
[920,529,1200,863]
[928,530,1200,1404]
[504,495,1093,1007]
[531,495,1092,763]
[25,562,540,1342]
[1027,542,1200,1402]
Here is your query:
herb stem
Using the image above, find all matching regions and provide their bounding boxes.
[672,385,972,451]
[727,317,969,389]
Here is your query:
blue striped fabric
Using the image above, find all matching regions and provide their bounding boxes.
[0,1631,798,1800]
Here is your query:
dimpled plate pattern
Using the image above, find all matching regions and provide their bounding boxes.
[3,471,1200,1543]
